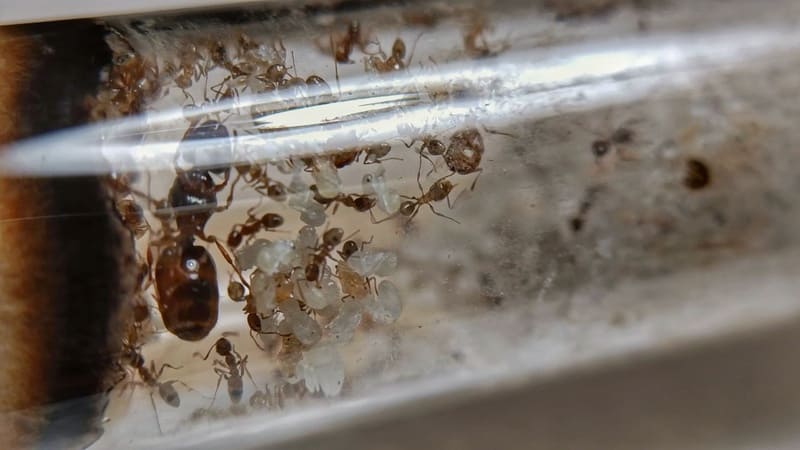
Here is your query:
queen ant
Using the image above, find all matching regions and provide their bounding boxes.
[195,335,257,407]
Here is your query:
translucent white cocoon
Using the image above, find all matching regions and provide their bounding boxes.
[280,298,322,346]
[325,301,363,343]
[250,270,276,312]
[298,345,345,397]
[256,240,296,274]
[349,250,398,277]
[364,280,402,324]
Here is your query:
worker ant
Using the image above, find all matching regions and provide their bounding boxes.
[304,228,355,283]
[226,209,284,249]
[462,12,511,58]
[322,20,376,63]
[195,335,257,407]
[117,345,192,434]
[366,35,422,73]
[309,184,377,215]
[399,175,459,224]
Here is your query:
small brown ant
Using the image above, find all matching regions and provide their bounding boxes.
[324,20,375,63]
[195,335,257,407]
[116,198,150,239]
[304,228,351,283]
[226,211,284,249]
[398,176,459,224]
[367,36,421,73]
[309,185,376,215]
[462,13,510,58]
[118,349,191,434]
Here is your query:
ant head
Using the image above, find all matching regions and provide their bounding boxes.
[591,139,611,158]
[216,337,232,355]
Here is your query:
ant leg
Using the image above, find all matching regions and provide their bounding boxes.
[150,392,164,435]
[204,235,249,288]
[481,125,517,139]
[468,168,483,191]
[428,204,460,224]
[208,372,224,409]
[223,172,242,209]
[416,149,425,193]
[241,357,259,390]
[156,363,183,378]
[370,209,398,225]
[406,32,424,68]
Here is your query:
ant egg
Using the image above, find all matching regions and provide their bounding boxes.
[297,345,345,397]
[349,250,398,277]
[280,299,322,346]
[325,301,363,343]
[364,280,402,324]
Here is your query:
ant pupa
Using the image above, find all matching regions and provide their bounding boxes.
[362,167,402,217]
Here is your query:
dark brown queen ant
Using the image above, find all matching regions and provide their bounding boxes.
[136,121,245,341]
[194,335,257,407]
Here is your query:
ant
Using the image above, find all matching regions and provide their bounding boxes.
[330,143,399,169]
[324,20,375,63]
[133,122,247,341]
[366,36,421,73]
[227,210,284,249]
[309,185,376,214]
[117,345,191,433]
[462,12,510,58]
[195,335,257,407]
[398,175,459,224]
[405,135,446,173]
[116,198,150,239]
[304,228,352,283]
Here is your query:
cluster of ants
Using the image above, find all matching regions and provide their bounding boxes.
[95,15,508,433]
